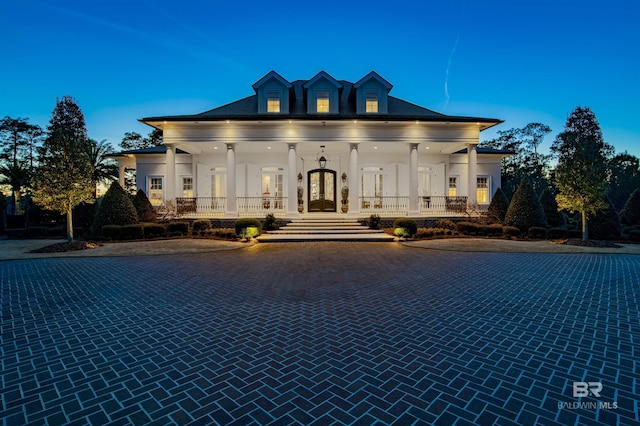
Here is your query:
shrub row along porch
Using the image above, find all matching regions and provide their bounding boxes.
[174,195,469,218]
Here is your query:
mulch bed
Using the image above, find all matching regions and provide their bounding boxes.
[29,241,102,253]
[553,238,622,248]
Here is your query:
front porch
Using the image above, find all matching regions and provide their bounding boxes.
[173,195,470,218]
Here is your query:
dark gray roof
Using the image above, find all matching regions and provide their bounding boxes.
[142,79,501,125]
[109,146,189,156]
[454,147,514,155]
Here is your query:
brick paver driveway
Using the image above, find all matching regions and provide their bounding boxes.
[1,243,639,425]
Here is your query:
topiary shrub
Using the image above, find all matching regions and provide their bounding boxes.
[539,188,565,228]
[588,198,621,240]
[527,227,547,239]
[547,227,568,239]
[235,218,262,238]
[368,214,382,230]
[504,178,547,233]
[121,224,144,240]
[482,223,504,237]
[167,222,190,236]
[434,219,456,230]
[620,189,640,226]
[133,190,157,222]
[102,225,122,240]
[456,221,481,235]
[503,226,521,238]
[392,218,417,237]
[192,219,212,235]
[262,213,279,231]
[93,182,139,235]
[487,187,509,223]
[143,224,166,239]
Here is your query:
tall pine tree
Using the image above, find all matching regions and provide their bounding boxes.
[33,96,94,242]
[552,107,613,241]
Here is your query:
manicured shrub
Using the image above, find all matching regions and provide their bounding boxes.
[167,222,190,236]
[539,188,565,228]
[392,218,417,237]
[235,218,262,237]
[44,226,66,237]
[588,199,621,240]
[93,182,139,235]
[483,223,504,237]
[73,202,97,235]
[504,178,546,232]
[143,223,166,238]
[24,226,47,238]
[215,229,237,240]
[192,219,212,235]
[547,227,568,239]
[434,219,456,230]
[527,227,547,239]
[456,221,480,235]
[262,213,279,231]
[368,214,382,230]
[629,230,640,242]
[133,190,157,222]
[102,225,122,240]
[503,226,521,238]
[620,189,640,226]
[487,187,509,223]
[121,224,144,240]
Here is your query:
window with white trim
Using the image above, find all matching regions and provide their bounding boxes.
[148,177,164,206]
[316,91,329,113]
[365,91,378,113]
[267,91,280,113]
[210,167,227,198]
[261,167,284,198]
[361,167,383,197]
[448,177,458,197]
[477,176,489,203]
[182,177,193,198]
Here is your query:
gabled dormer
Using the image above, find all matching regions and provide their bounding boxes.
[303,71,342,114]
[252,71,292,114]
[353,71,393,114]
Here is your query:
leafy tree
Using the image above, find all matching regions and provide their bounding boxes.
[87,139,118,198]
[480,123,552,199]
[539,188,565,228]
[32,96,94,242]
[607,152,640,211]
[133,189,156,222]
[588,198,621,240]
[92,182,139,234]
[486,187,509,223]
[0,162,31,215]
[552,107,613,241]
[504,178,547,232]
[620,189,640,226]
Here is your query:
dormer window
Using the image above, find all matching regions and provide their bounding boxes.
[317,91,330,113]
[366,91,378,113]
[267,91,280,113]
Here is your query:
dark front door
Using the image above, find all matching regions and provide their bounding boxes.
[308,169,336,212]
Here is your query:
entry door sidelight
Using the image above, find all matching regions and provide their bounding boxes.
[308,169,336,212]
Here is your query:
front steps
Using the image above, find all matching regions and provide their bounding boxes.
[256,217,395,243]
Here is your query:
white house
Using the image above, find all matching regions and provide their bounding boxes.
[112,71,508,218]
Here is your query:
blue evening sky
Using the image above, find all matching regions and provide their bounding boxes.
[1,0,639,156]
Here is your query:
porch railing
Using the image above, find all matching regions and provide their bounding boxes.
[176,197,226,217]
[359,196,409,216]
[237,197,288,217]
[419,196,468,216]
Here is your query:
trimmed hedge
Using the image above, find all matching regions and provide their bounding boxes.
[629,230,640,242]
[527,227,547,239]
[143,224,166,238]
[121,224,144,240]
[235,218,262,237]
[503,226,521,238]
[434,219,456,230]
[392,218,418,237]
[192,219,212,234]
[167,222,190,236]
[547,227,568,239]
[102,225,122,240]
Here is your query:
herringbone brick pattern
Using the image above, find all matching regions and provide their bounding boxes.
[1,243,639,425]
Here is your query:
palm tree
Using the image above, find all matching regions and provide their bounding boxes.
[87,139,118,199]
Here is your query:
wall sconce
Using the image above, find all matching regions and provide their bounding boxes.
[297,172,303,184]
[341,172,347,183]
[318,145,326,169]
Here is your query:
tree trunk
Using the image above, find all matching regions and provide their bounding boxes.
[66,208,74,242]
[581,210,588,241]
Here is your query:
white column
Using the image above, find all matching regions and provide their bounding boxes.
[409,143,419,215]
[287,143,299,216]
[348,143,359,215]
[467,144,478,205]
[119,165,126,188]
[226,143,237,217]
[165,145,176,202]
